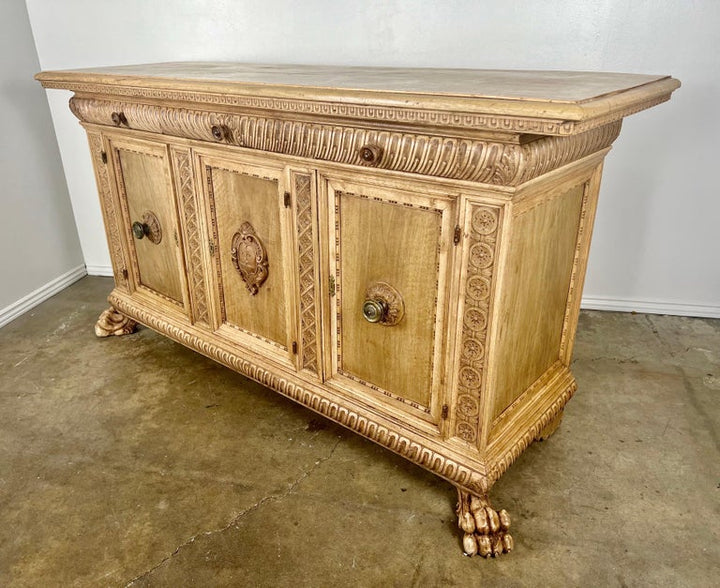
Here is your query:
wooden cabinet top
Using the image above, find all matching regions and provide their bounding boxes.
[37,62,679,136]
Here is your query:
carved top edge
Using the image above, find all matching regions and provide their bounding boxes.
[36,64,679,136]
[70,96,621,187]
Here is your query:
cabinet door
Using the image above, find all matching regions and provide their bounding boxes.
[323,176,456,424]
[106,134,189,314]
[197,150,298,367]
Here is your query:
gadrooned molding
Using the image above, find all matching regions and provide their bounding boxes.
[69,97,621,187]
[486,382,576,485]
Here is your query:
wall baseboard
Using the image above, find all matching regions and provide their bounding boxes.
[84,263,719,319]
[85,264,114,277]
[0,265,87,329]
[581,296,720,319]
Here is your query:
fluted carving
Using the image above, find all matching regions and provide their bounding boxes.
[70,98,620,187]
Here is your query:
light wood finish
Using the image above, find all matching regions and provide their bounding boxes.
[491,182,585,421]
[38,62,678,558]
[326,179,453,417]
[106,135,188,311]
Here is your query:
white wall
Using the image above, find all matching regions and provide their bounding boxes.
[26,0,720,317]
[0,0,84,327]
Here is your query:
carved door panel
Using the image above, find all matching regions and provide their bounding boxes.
[105,134,189,315]
[196,150,300,368]
[323,176,456,426]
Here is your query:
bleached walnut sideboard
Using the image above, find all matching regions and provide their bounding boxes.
[37,63,678,557]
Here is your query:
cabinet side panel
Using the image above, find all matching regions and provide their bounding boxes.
[86,131,129,290]
[491,184,584,421]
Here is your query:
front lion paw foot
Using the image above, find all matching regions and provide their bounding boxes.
[456,490,513,557]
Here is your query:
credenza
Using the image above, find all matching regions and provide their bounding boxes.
[37,63,679,557]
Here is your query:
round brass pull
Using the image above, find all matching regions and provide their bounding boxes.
[111,111,127,126]
[362,282,405,326]
[362,299,387,323]
[358,144,383,165]
[131,221,147,240]
[211,125,226,141]
[131,211,162,244]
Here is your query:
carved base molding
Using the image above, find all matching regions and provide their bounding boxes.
[107,291,492,495]
[95,306,137,337]
[456,489,513,557]
[535,409,565,442]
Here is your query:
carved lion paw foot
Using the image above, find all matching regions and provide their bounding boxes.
[95,307,137,338]
[457,490,513,557]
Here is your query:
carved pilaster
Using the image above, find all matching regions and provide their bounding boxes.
[172,148,210,325]
[294,174,319,374]
[454,206,501,444]
[87,132,129,289]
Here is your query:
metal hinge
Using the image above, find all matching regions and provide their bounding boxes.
[101,151,107,164]
[292,341,298,355]
[441,404,449,419]
[209,239,215,257]
[284,191,292,208]
[453,225,462,245]
[328,275,336,297]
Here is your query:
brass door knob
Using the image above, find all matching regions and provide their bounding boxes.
[131,211,162,244]
[132,221,148,240]
[362,282,405,326]
[111,111,127,126]
[362,299,388,323]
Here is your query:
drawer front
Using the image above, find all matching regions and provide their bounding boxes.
[325,177,455,422]
[107,135,188,312]
[197,151,298,365]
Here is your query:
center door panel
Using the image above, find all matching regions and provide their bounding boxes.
[196,150,299,369]
[323,175,456,427]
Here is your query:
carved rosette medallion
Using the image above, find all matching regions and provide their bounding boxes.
[294,174,318,373]
[455,206,500,443]
[231,222,269,295]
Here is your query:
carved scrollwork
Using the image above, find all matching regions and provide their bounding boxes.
[231,222,269,295]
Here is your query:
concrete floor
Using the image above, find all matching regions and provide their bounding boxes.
[0,277,717,587]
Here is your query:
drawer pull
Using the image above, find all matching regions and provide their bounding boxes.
[111,111,127,126]
[131,211,162,244]
[211,124,227,141]
[231,221,268,295]
[358,144,383,165]
[362,282,404,326]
